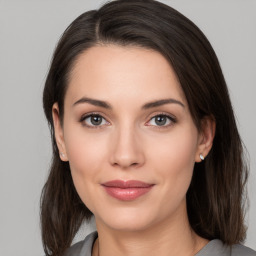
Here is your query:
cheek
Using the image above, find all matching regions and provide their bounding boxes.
[149,126,198,197]
[64,124,108,172]
[63,125,109,208]
[150,126,198,170]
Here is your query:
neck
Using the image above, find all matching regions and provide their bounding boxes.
[92,210,208,256]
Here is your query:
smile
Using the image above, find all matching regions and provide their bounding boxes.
[101,180,155,201]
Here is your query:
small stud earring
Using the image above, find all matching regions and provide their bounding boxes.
[60,152,65,157]
[200,154,204,161]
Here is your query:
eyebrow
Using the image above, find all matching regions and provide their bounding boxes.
[73,97,185,109]
[142,98,184,109]
[73,97,111,109]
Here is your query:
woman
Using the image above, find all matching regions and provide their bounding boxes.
[41,0,256,255]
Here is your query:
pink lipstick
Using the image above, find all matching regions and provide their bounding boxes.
[101,180,154,201]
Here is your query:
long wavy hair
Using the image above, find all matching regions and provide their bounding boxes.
[41,0,248,255]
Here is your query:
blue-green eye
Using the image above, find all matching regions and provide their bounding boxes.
[148,114,175,127]
[81,114,108,127]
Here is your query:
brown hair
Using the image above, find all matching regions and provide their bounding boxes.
[41,0,248,255]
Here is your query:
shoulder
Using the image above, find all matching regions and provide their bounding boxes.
[196,239,256,256]
[64,231,98,256]
[232,243,256,256]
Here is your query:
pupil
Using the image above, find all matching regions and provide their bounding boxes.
[156,116,166,126]
[91,115,102,125]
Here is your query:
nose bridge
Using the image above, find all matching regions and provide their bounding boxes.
[110,119,144,168]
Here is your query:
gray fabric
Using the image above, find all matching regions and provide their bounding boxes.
[64,231,256,256]
[196,239,256,256]
[64,231,98,256]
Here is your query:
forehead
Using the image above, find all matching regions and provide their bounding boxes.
[66,44,186,106]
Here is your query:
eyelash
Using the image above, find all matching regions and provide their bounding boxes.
[79,112,177,129]
[80,112,110,129]
[146,112,177,129]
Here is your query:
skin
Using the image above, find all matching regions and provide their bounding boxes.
[53,45,215,256]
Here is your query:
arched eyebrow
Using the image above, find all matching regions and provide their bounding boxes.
[72,97,185,109]
[142,99,184,109]
[73,97,111,109]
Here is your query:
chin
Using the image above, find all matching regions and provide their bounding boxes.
[94,206,162,232]
[103,218,153,232]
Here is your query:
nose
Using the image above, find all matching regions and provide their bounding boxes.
[109,124,145,169]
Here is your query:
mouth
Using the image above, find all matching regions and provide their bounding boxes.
[101,180,155,201]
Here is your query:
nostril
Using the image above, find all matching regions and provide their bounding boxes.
[109,133,145,168]
[111,158,142,169]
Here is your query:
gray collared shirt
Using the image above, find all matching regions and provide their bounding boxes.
[64,231,256,256]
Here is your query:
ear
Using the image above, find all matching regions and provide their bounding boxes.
[195,116,216,162]
[52,103,68,161]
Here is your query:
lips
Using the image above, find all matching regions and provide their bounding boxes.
[101,180,154,201]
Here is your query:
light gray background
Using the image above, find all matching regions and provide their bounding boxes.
[0,0,255,255]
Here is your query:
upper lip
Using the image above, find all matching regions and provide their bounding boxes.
[102,180,154,188]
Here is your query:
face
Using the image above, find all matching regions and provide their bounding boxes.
[53,45,213,232]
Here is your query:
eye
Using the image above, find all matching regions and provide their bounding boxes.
[147,114,176,127]
[80,114,109,128]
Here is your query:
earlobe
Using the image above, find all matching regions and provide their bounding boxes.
[195,116,216,163]
[52,103,68,161]
[199,154,205,161]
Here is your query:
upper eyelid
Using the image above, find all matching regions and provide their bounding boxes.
[80,111,108,121]
[147,112,176,122]
[80,111,175,119]
[149,112,175,118]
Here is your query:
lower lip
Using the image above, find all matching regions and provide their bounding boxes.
[102,186,154,201]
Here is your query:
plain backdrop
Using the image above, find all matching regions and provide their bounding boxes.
[0,0,255,255]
